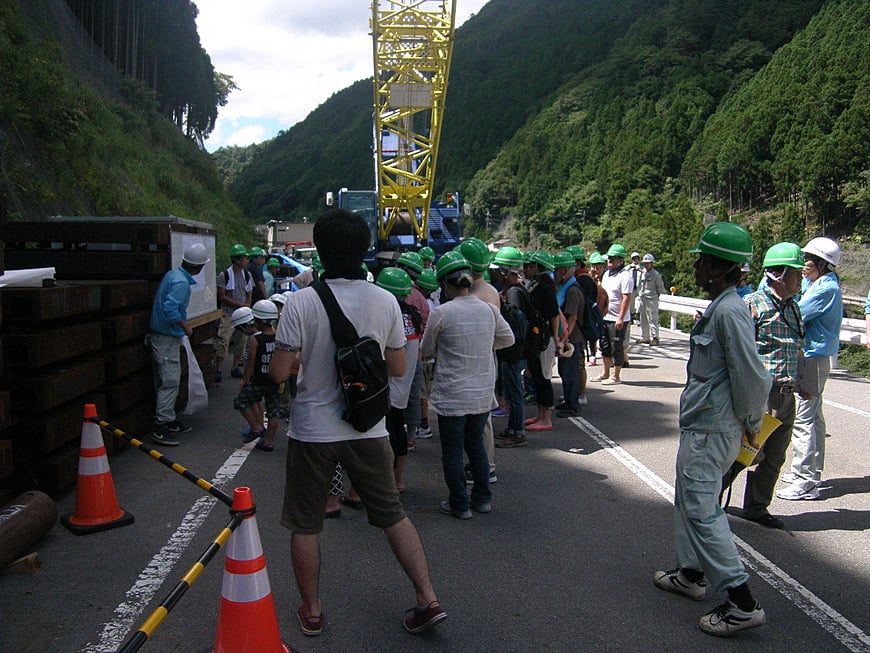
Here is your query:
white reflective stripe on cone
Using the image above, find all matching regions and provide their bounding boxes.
[220,567,272,603]
[78,455,111,476]
[225,519,264,561]
[80,423,104,449]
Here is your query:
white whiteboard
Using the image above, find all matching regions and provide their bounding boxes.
[170,231,217,320]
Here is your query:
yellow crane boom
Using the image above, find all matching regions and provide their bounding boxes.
[371,0,456,242]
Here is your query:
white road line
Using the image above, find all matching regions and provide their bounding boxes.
[82,447,252,653]
[573,416,870,653]
[824,399,870,419]
[648,347,869,418]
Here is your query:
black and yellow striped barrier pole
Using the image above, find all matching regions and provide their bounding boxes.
[116,506,253,653]
[89,417,233,507]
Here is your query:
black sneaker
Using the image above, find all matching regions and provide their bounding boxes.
[152,424,180,446]
[166,420,192,434]
[556,408,581,418]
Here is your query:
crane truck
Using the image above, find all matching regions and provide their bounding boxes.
[327,0,460,268]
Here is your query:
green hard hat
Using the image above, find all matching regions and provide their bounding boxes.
[230,243,248,257]
[493,246,524,269]
[605,243,628,259]
[436,250,472,280]
[553,251,577,269]
[566,245,586,262]
[419,246,436,262]
[690,222,753,263]
[266,257,281,268]
[588,252,606,265]
[397,251,424,274]
[459,237,491,272]
[763,242,804,269]
[417,268,439,291]
[376,267,412,296]
[248,246,266,257]
[528,250,555,272]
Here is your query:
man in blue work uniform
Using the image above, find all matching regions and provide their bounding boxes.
[149,243,208,446]
[654,222,771,636]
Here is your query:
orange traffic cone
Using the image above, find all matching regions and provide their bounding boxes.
[213,487,289,653]
[61,404,134,535]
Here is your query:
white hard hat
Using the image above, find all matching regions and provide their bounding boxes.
[230,306,253,329]
[269,293,287,305]
[182,243,209,266]
[631,251,641,259]
[252,299,279,321]
[642,253,655,263]
[802,237,841,267]
[741,262,751,273]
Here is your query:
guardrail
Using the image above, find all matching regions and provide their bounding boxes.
[658,294,866,345]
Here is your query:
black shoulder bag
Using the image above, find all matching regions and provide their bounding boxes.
[312,281,390,432]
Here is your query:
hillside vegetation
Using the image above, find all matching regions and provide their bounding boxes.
[226,0,868,296]
[0,0,253,261]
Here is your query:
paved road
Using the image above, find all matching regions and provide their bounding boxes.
[1,328,868,652]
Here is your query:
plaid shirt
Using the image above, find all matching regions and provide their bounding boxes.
[744,285,804,385]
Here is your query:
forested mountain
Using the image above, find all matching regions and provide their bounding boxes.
[0,0,252,257]
[227,0,868,294]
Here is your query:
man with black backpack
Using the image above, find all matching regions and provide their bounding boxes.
[567,245,602,406]
[270,209,446,637]
[493,247,530,447]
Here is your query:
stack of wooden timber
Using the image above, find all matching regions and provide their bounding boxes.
[1,219,219,499]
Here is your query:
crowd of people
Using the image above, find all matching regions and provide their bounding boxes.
[147,214,847,639]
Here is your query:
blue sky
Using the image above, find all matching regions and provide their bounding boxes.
[197,0,489,151]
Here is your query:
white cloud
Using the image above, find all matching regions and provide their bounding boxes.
[197,0,489,150]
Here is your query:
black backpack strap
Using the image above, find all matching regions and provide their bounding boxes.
[312,280,360,348]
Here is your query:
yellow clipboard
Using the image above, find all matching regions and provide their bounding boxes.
[736,413,782,467]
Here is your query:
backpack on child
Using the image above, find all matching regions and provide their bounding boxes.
[581,298,606,342]
[497,300,529,364]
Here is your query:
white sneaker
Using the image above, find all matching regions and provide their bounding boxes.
[601,377,621,385]
[578,395,588,406]
[653,569,707,601]
[699,600,765,636]
[415,425,433,439]
[592,375,609,382]
[776,484,820,501]
[779,472,798,484]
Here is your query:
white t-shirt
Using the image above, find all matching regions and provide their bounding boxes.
[420,296,514,417]
[601,266,634,322]
[275,279,405,442]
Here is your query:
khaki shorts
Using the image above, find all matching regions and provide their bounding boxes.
[214,314,245,361]
[281,436,406,535]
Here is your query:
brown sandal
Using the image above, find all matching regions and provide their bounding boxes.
[297,606,323,636]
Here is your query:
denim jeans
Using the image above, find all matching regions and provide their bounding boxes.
[557,344,581,410]
[500,359,525,433]
[438,412,491,512]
